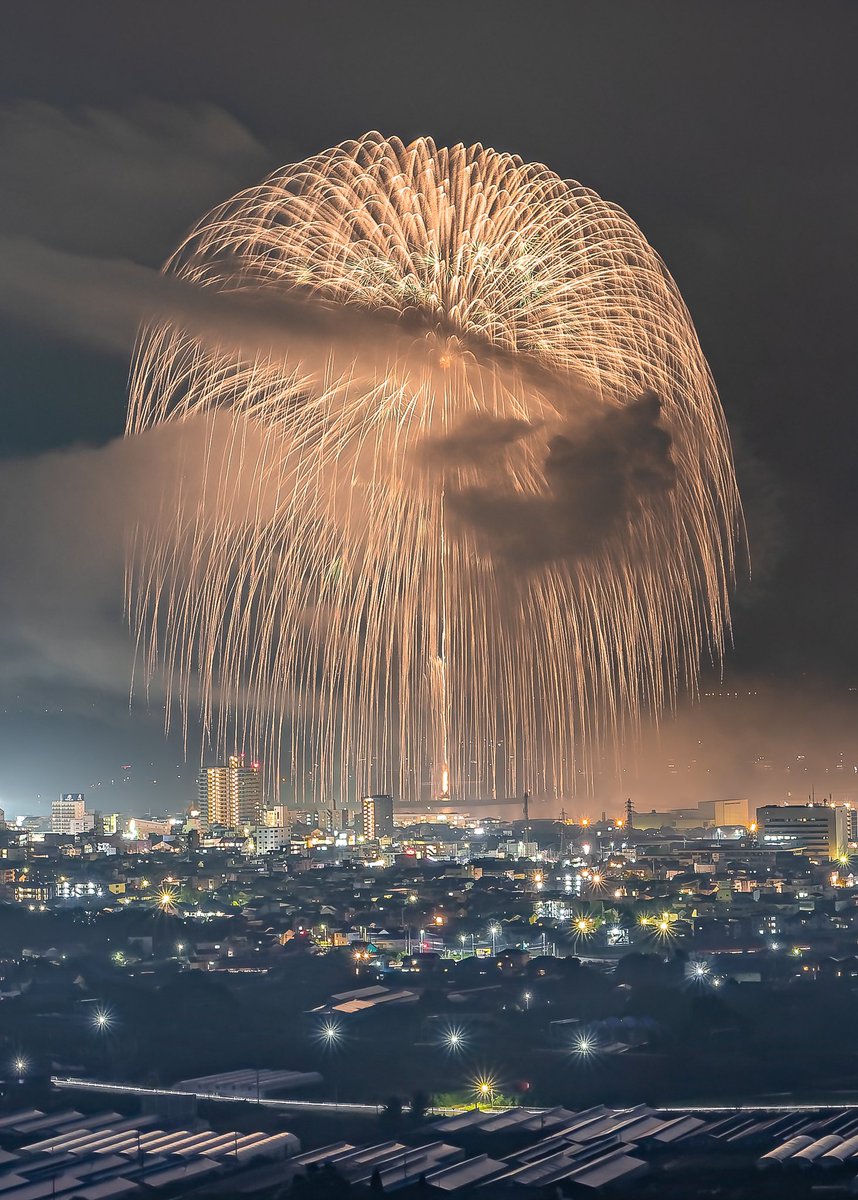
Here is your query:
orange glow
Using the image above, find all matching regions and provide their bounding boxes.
[128,134,742,806]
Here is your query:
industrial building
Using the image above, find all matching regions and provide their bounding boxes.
[7,1099,858,1197]
[171,1068,322,1098]
[0,1106,300,1200]
[756,802,850,861]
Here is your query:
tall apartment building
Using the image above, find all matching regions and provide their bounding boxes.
[198,756,263,831]
[361,793,394,840]
[51,793,95,835]
[756,803,850,861]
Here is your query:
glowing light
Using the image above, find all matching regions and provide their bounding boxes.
[690,961,709,981]
[442,1026,466,1053]
[127,133,742,806]
[646,910,682,940]
[92,1007,113,1032]
[472,1074,497,1106]
[573,916,595,936]
[156,887,178,913]
[13,1056,27,1076]
[317,1020,342,1047]
[573,1036,595,1057]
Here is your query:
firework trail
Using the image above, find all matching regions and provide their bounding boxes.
[127,132,743,804]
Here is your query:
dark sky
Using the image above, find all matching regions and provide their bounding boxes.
[0,0,856,816]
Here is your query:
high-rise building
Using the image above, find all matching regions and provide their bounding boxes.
[756,803,850,861]
[51,793,94,835]
[361,793,394,840]
[198,756,263,831]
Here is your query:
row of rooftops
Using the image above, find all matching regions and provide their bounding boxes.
[6,1097,858,1197]
[0,1106,300,1200]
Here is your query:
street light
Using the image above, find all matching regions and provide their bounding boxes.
[92,1006,113,1032]
[490,924,500,955]
[473,1074,496,1108]
[573,1035,595,1058]
[12,1055,27,1079]
[317,1020,342,1048]
[523,991,532,1011]
[442,1026,466,1053]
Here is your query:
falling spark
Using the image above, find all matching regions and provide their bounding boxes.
[127,133,743,804]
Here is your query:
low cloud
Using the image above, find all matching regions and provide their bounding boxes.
[0,100,268,261]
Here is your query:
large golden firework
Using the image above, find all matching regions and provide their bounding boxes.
[127,132,742,805]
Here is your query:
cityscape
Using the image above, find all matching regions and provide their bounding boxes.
[0,3,855,1199]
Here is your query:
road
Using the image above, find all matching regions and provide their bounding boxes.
[52,1076,858,1118]
[51,1076,385,1116]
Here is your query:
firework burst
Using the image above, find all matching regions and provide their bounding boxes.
[127,133,742,803]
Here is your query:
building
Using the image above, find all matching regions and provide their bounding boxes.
[705,798,750,826]
[263,805,291,829]
[50,793,94,835]
[633,799,750,831]
[251,825,291,853]
[756,803,850,861]
[198,756,263,830]
[126,816,172,838]
[361,794,394,840]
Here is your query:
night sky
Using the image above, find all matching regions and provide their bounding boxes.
[0,1,856,815]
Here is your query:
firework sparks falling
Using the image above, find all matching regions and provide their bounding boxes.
[127,132,743,804]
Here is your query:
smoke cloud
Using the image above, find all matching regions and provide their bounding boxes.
[418,413,536,469]
[0,413,275,700]
[441,392,675,567]
[0,101,269,260]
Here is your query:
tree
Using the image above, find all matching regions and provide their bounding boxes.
[382,1095,403,1125]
